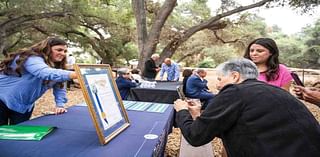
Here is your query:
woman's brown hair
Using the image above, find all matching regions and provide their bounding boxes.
[244,38,280,81]
[0,37,68,87]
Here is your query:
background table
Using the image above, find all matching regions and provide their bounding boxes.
[128,81,181,104]
[0,103,174,157]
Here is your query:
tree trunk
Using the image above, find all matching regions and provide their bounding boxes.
[132,0,148,72]
[133,0,177,72]
[0,37,6,57]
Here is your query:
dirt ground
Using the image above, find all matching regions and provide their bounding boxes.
[32,69,320,157]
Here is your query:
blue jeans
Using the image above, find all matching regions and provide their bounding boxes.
[0,100,34,125]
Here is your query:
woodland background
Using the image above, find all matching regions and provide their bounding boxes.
[1,0,320,71]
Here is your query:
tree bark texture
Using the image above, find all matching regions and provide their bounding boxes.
[133,0,177,71]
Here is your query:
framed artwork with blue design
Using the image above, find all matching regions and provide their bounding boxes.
[74,64,130,145]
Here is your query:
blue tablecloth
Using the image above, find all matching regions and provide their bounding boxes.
[0,104,174,157]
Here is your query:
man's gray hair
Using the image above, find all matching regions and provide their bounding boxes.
[151,54,160,58]
[216,58,259,80]
[117,68,129,76]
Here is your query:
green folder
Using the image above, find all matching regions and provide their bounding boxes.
[0,125,55,141]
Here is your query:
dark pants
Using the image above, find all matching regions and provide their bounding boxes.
[0,100,33,125]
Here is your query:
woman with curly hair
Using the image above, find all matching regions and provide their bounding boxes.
[0,37,78,125]
[244,38,292,91]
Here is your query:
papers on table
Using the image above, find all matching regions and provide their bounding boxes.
[77,101,170,113]
[146,103,169,113]
[123,101,169,113]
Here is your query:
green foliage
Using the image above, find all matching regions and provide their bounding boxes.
[197,58,215,68]
[276,36,305,67]
[302,19,320,46]
[300,45,320,68]
[1,0,319,69]
[203,45,239,66]
[269,17,320,69]
[0,53,4,61]
[0,0,136,66]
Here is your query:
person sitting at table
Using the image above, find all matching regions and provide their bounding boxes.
[185,69,214,109]
[182,69,193,95]
[131,68,143,83]
[116,68,139,100]
[143,53,160,81]
[174,58,320,157]
[0,37,78,125]
[159,58,180,81]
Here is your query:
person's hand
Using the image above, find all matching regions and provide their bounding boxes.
[187,99,201,119]
[69,72,78,79]
[55,107,68,115]
[302,87,320,106]
[293,85,304,99]
[174,99,188,112]
[155,68,161,72]
[293,85,320,106]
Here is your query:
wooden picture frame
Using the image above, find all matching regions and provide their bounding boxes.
[74,64,130,145]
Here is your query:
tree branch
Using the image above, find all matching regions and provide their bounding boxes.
[0,11,72,32]
[32,25,51,36]
[176,47,205,63]
[80,22,105,40]
[159,0,271,61]
[6,33,23,50]
[213,31,240,44]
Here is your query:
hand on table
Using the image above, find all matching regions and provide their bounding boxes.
[55,107,68,115]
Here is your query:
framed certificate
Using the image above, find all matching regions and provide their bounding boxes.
[74,64,130,145]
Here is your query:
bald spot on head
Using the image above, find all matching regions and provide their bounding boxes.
[164,58,171,65]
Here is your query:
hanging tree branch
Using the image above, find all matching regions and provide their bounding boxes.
[159,0,272,61]
[213,31,240,44]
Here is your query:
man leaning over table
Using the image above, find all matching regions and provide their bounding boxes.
[174,58,320,157]
[159,58,180,81]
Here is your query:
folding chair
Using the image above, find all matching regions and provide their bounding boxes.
[176,85,186,100]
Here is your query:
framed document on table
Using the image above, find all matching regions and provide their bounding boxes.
[74,64,130,145]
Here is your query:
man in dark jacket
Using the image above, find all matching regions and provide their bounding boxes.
[174,58,320,157]
[186,69,214,109]
[143,54,160,81]
[116,68,139,100]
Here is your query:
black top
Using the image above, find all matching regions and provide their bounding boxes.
[143,58,158,79]
[182,76,189,95]
[176,79,320,157]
